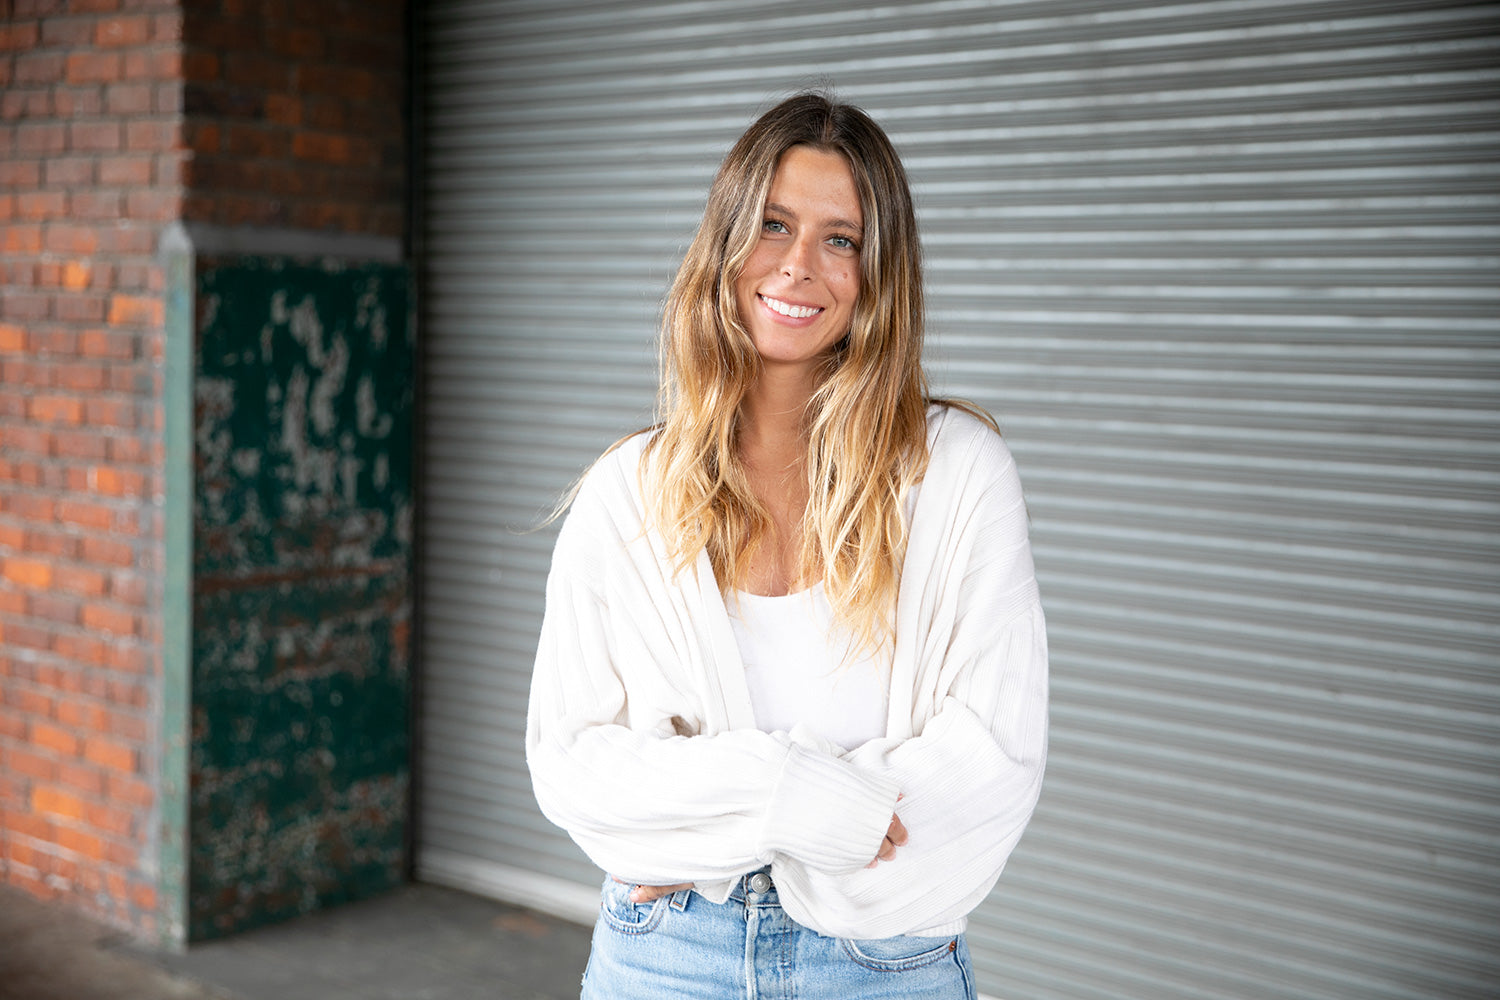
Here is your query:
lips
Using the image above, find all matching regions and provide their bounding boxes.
[758,294,823,319]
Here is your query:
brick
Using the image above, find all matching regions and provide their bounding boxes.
[152,11,182,42]
[97,155,151,186]
[11,685,54,715]
[2,289,50,320]
[123,189,178,221]
[17,191,66,219]
[31,329,77,357]
[56,826,105,860]
[124,118,176,151]
[57,499,113,531]
[53,87,104,117]
[51,428,107,460]
[54,564,108,597]
[65,52,122,85]
[80,329,136,361]
[9,748,58,781]
[80,536,133,567]
[82,602,135,637]
[71,0,123,11]
[16,122,66,155]
[7,622,54,652]
[181,50,219,83]
[13,52,65,85]
[41,17,94,46]
[97,225,154,255]
[0,20,43,48]
[104,82,152,115]
[183,121,219,154]
[55,293,107,323]
[106,773,151,808]
[129,882,156,911]
[133,48,180,80]
[8,811,58,849]
[6,557,55,591]
[31,591,81,625]
[83,735,134,772]
[96,15,151,47]
[43,154,91,187]
[28,395,84,425]
[44,225,100,255]
[106,643,147,673]
[105,706,146,742]
[265,23,323,58]
[57,761,104,796]
[3,87,51,118]
[93,467,144,498]
[30,723,79,758]
[293,131,352,165]
[106,435,147,464]
[54,362,108,391]
[4,227,42,262]
[52,632,107,667]
[107,295,161,327]
[86,801,134,837]
[62,262,95,291]
[263,93,301,126]
[69,121,122,152]
[105,678,147,708]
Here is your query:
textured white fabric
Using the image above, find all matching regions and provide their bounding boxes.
[525,405,1048,938]
[728,582,890,753]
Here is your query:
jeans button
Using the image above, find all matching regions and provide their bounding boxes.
[749,872,772,894]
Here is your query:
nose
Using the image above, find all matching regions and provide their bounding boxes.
[781,234,816,281]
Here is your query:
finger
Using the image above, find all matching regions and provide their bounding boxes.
[889,813,909,846]
[629,882,692,903]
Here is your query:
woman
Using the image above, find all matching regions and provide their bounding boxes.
[526,92,1047,999]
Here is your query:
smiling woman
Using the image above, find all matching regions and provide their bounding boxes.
[526,92,1048,1000]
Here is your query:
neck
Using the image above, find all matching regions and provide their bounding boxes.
[740,364,816,457]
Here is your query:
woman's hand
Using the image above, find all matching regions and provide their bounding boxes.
[865,809,909,868]
[626,881,694,904]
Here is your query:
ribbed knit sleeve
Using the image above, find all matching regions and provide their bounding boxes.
[525,443,900,888]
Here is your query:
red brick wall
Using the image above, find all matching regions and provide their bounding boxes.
[0,0,184,936]
[182,0,407,237]
[1,0,407,939]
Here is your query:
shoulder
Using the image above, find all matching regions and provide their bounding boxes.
[558,429,655,543]
[924,401,1016,485]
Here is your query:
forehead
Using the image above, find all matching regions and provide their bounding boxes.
[767,146,862,226]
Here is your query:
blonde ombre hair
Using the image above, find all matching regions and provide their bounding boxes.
[642,92,937,653]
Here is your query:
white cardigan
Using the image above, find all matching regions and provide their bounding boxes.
[525,405,1048,939]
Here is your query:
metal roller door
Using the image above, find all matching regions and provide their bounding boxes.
[416,2,1500,997]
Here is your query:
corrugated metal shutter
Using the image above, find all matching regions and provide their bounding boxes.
[417,2,1500,997]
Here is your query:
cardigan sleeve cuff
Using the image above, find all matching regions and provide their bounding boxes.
[759,742,901,874]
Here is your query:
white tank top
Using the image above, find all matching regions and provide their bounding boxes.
[726,582,889,752]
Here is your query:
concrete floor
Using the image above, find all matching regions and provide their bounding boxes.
[0,882,593,1000]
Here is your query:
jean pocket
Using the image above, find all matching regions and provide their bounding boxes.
[598,877,668,936]
[841,933,960,972]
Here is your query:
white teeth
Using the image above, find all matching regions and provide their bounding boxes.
[761,295,822,319]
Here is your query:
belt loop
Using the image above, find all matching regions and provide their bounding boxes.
[669,888,691,911]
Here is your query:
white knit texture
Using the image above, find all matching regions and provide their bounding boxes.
[525,405,1048,938]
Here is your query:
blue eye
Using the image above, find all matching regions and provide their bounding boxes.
[763,219,788,233]
[829,235,857,250]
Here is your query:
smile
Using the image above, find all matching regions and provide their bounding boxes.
[759,294,823,319]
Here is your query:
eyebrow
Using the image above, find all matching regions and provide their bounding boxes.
[765,201,864,235]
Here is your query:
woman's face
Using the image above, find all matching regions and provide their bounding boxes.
[733,145,863,377]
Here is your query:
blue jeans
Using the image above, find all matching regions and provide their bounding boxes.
[581,869,976,999]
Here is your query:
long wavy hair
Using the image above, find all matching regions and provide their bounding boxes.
[641,91,934,654]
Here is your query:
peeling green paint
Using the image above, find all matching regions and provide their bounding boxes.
[188,259,412,941]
